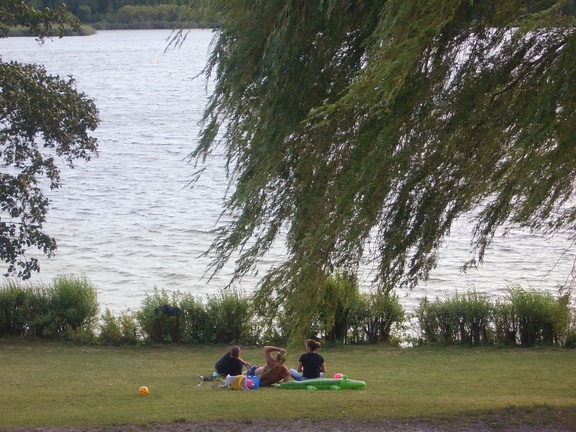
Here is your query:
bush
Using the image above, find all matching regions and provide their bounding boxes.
[417,290,492,345]
[347,293,369,344]
[493,301,518,345]
[99,309,139,345]
[204,288,252,344]
[137,288,181,343]
[416,295,459,345]
[25,285,52,338]
[0,276,98,340]
[44,275,99,340]
[314,271,360,343]
[135,287,252,345]
[254,309,289,346]
[454,290,493,345]
[0,281,35,337]
[357,291,405,344]
[178,293,209,344]
[418,286,573,347]
[2,274,574,348]
[565,314,576,348]
[504,285,571,346]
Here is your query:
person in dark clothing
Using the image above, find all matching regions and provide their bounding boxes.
[289,339,326,381]
[215,345,251,376]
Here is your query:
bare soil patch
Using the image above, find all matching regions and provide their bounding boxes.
[4,408,576,432]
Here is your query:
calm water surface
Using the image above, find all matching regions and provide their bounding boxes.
[0,30,574,314]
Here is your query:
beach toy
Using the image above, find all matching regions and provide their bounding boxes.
[247,375,260,389]
[138,386,149,396]
[225,375,247,390]
[276,375,366,390]
[333,373,344,379]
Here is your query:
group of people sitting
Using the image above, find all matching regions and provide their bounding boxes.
[214,339,326,386]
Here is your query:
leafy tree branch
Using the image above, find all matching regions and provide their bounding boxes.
[1,0,99,278]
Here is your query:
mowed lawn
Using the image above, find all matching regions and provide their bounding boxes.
[1,341,575,428]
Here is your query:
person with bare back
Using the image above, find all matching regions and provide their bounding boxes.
[249,345,290,386]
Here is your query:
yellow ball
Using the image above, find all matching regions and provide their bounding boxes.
[139,386,149,396]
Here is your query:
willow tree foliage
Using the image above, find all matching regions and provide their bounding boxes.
[0,1,99,278]
[186,0,576,341]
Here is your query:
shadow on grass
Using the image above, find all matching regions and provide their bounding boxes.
[415,404,576,431]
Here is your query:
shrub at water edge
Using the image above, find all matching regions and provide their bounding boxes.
[2,276,574,347]
[0,275,98,340]
[136,288,180,343]
[496,285,571,346]
[418,285,573,346]
[99,308,139,345]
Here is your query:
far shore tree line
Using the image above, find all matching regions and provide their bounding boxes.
[0,274,575,348]
[25,0,219,29]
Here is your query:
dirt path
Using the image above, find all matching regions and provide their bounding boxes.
[3,415,575,432]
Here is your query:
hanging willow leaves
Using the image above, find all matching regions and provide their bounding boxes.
[189,0,576,342]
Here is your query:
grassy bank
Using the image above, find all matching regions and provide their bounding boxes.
[1,342,575,429]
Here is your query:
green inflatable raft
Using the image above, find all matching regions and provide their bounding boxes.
[276,375,366,390]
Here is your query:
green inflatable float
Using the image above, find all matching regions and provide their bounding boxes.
[276,375,366,390]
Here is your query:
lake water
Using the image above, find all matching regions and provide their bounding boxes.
[1,29,574,315]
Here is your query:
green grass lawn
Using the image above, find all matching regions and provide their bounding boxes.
[1,341,575,428]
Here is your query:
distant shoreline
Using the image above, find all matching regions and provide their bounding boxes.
[5,23,215,38]
[6,24,97,37]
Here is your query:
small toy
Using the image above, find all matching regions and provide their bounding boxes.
[138,386,149,395]
[247,375,260,389]
[225,374,260,390]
